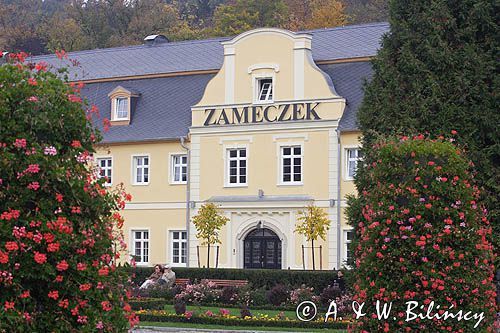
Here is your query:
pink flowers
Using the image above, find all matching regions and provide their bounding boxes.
[47,291,59,300]
[98,266,109,276]
[27,182,40,190]
[14,139,26,149]
[27,96,39,102]
[56,260,69,271]
[27,78,37,86]
[219,308,230,316]
[47,242,60,252]
[43,146,57,155]
[33,252,47,264]
[185,311,193,319]
[1,209,20,221]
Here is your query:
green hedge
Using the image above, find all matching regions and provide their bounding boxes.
[137,312,350,329]
[128,267,339,290]
[130,298,298,311]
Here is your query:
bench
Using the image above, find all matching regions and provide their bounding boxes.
[175,278,248,288]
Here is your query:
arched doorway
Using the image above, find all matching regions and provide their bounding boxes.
[244,228,282,269]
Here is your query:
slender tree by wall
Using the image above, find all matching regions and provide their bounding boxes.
[295,204,330,270]
[191,203,229,268]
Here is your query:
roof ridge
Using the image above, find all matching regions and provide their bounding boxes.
[302,21,389,34]
[30,22,388,60]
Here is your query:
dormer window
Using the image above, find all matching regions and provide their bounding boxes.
[257,78,273,102]
[107,86,140,125]
[115,97,129,120]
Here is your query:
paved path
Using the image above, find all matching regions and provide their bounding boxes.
[133,327,299,333]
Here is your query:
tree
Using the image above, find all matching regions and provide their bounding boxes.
[350,136,496,331]
[0,54,137,331]
[295,204,330,270]
[284,0,347,30]
[343,0,389,24]
[212,0,288,36]
[356,0,499,263]
[191,203,229,268]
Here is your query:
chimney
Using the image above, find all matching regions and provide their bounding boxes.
[144,34,169,46]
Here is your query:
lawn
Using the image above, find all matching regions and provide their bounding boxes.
[162,304,297,319]
[139,321,349,332]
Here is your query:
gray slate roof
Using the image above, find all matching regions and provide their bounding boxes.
[86,62,373,143]
[30,23,388,81]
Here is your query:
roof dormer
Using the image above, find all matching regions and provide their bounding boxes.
[107,86,140,125]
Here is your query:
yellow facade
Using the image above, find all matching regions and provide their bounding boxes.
[96,28,365,270]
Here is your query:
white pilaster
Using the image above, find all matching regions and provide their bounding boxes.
[328,128,339,269]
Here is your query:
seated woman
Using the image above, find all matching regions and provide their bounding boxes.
[139,264,163,289]
[158,264,176,288]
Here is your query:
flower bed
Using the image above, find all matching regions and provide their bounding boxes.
[136,309,351,329]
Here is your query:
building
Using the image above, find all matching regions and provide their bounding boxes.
[33,22,389,270]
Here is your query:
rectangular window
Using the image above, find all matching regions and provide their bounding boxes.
[132,230,149,264]
[346,148,363,179]
[97,157,112,185]
[257,78,273,102]
[115,97,129,120]
[227,148,247,185]
[281,145,302,184]
[133,156,149,184]
[344,230,354,265]
[170,231,187,267]
[171,154,187,184]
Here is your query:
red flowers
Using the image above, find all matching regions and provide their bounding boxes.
[1,209,20,221]
[47,242,60,252]
[56,260,69,271]
[101,301,112,312]
[79,283,91,292]
[0,251,9,264]
[98,266,109,276]
[76,263,87,271]
[5,242,18,251]
[48,291,59,300]
[33,252,47,264]
[55,193,63,203]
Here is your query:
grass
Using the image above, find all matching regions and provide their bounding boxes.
[162,304,297,319]
[139,321,349,332]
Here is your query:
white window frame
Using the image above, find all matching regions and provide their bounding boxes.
[114,96,129,120]
[131,229,150,266]
[169,230,188,267]
[132,154,150,185]
[345,147,362,181]
[169,153,187,185]
[278,143,303,186]
[96,156,113,186]
[225,147,248,187]
[343,229,354,268]
[223,144,249,188]
[253,73,275,104]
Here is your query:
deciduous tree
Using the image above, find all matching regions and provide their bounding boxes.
[192,203,229,268]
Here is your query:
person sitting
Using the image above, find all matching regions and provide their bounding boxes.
[158,264,176,288]
[139,264,163,289]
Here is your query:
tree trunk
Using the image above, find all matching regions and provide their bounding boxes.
[207,242,210,269]
[311,239,315,270]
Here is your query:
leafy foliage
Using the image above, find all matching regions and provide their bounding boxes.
[356,0,500,260]
[350,136,497,332]
[0,55,137,331]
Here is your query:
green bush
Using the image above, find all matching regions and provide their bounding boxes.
[350,136,497,332]
[129,267,337,290]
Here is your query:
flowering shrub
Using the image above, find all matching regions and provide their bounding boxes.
[174,280,220,305]
[289,284,315,305]
[266,284,289,306]
[0,54,136,331]
[350,136,497,332]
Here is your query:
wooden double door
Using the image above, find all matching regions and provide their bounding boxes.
[244,228,282,269]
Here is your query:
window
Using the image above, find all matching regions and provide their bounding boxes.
[115,97,129,120]
[281,145,302,184]
[97,157,112,185]
[257,78,273,102]
[132,230,149,264]
[171,154,187,184]
[227,148,247,185]
[343,230,354,265]
[346,148,363,180]
[170,231,187,267]
[133,155,149,184]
